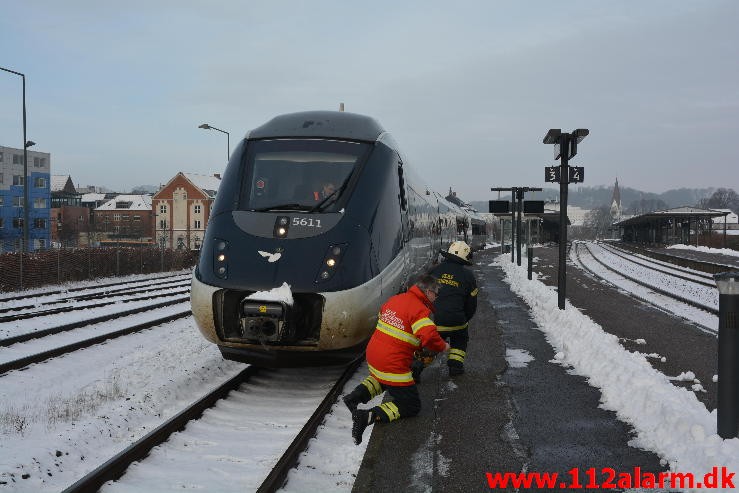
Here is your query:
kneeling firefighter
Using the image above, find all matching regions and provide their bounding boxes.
[425,240,478,376]
[342,275,450,445]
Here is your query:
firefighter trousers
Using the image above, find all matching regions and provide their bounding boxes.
[346,375,421,422]
[445,328,469,369]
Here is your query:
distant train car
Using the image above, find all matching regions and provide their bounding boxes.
[467,209,492,251]
[191,111,449,367]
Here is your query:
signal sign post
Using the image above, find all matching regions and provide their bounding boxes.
[491,187,542,267]
[543,128,589,310]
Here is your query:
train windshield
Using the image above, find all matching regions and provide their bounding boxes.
[240,139,370,212]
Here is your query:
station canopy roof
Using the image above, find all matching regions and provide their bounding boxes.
[614,206,729,227]
[492,209,570,226]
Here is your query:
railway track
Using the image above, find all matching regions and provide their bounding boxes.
[580,242,717,314]
[0,277,191,316]
[62,358,363,493]
[613,242,738,275]
[0,272,191,304]
[0,303,191,375]
[596,242,715,288]
[0,295,191,347]
[0,284,190,323]
[572,242,718,332]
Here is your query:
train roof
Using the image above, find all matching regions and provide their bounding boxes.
[247,111,386,142]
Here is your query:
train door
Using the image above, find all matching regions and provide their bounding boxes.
[432,193,442,263]
[397,158,412,290]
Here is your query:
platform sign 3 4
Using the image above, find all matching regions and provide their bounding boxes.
[545,166,584,183]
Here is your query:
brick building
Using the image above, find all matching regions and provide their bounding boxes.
[93,195,154,244]
[50,175,91,247]
[152,172,221,250]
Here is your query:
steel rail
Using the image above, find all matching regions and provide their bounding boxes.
[613,243,738,275]
[581,243,718,316]
[0,309,191,375]
[603,242,714,280]
[0,288,189,323]
[597,243,715,288]
[0,272,189,303]
[0,279,189,315]
[0,296,190,347]
[256,355,364,492]
[62,357,363,493]
[61,366,259,493]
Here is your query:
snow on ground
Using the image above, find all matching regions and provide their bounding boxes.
[0,316,245,492]
[599,243,713,282]
[279,364,383,493]
[667,244,739,258]
[103,367,348,493]
[0,301,190,366]
[3,249,736,492]
[572,244,718,332]
[497,254,739,492]
[0,292,190,341]
[0,269,193,302]
[585,243,718,309]
[505,348,534,368]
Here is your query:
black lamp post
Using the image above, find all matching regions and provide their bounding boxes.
[1,66,31,252]
[715,272,739,438]
[543,128,588,309]
[198,123,230,162]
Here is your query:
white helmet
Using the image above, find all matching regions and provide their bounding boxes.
[447,241,471,261]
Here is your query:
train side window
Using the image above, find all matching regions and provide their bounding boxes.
[398,163,407,211]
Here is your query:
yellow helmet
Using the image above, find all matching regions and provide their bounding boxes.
[447,241,471,261]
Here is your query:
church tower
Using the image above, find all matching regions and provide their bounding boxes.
[610,178,622,220]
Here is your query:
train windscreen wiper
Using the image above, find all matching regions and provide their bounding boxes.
[308,176,352,213]
[253,203,312,212]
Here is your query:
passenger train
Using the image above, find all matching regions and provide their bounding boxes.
[191,111,491,366]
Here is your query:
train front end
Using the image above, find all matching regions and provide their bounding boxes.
[191,112,399,367]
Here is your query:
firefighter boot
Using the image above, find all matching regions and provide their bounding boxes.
[343,392,362,414]
[351,409,374,445]
[448,361,465,376]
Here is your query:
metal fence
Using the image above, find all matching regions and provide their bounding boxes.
[0,246,199,293]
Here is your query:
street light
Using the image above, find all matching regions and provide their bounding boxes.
[1,66,30,252]
[198,123,230,162]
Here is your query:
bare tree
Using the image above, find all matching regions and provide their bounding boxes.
[698,188,739,214]
[582,205,614,240]
[626,198,668,215]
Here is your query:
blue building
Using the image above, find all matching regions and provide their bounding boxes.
[0,145,51,252]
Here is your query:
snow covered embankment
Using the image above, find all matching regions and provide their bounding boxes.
[496,255,739,492]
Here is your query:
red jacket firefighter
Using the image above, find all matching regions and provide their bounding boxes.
[366,284,448,386]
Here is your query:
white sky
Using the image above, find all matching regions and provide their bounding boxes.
[1,1,736,197]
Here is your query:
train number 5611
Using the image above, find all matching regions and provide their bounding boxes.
[292,217,322,228]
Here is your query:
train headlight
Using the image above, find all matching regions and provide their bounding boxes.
[274,216,290,238]
[214,238,229,279]
[315,243,347,283]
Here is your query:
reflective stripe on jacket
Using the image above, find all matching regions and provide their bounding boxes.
[366,285,448,386]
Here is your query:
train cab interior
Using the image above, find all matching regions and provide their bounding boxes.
[239,139,369,212]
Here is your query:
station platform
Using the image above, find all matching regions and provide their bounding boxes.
[351,246,670,492]
[639,244,739,271]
